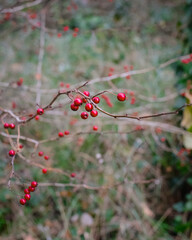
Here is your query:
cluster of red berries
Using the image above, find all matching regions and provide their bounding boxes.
[58,130,70,137]
[38,151,49,160]
[4,123,15,129]
[38,152,49,174]
[181,54,192,64]
[70,91,99,120]
[57,26,79,38]
[20,181,38,205]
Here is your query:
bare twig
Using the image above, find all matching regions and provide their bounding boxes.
[0,0,43,13]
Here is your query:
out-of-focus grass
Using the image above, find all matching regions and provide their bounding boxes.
[0,0,190,239]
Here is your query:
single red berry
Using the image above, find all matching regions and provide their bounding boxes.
[38,151,44,157]
[117,93,126,101]
[24,189,30,194]
[108,72,113,76]
[35,115,40,120]
[63,26,69,31]
[24,194,31,200]
[28,186,35,192]
[37,108,44,115]
[109,67,114,72]
[130,97,136,105]
[81,112,89,119]
[57,33,62,38]
[71,103,79,111]
[70,172,76,178]
[4,123,9,129]
[93,125,98,131]
[20,199,26,205]
[19,144,23,149]
[92,97,100,104]
[9,123,15,129]
[42,168,47,174]
[83,91,90,97]
[9,150,15,157]
[74,98,82,106]
[44,155,49,160]
[58,132,64,137]
[66,83,70,88]
[85,103,93,112]
[161,137,166,142]
[60,82,65,87]
[90,110,98,117]
[12,100,18,109]
[74,27,79,33]
[82,98,87,103]
[73,32,77,37]
[31,181,38,188]
[64,130,70,135]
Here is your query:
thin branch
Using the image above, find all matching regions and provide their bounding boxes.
[7,155,15,188]
[0,0,43,13]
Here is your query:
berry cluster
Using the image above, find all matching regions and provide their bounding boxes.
[181,54,192,64]
[20,181,38,205]
[38,151,49,160]
[4,123,15,129]
[58,130,70,137]
[70,91,99,120]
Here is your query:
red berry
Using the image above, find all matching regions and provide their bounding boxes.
[44,155,49,160]
[4,123,9,129]
[70,172,76,178]
[37,108,44,115]
[35,115,40,120]
[38,151,44,157]
[24,189,30,194]
[9,150,15,157]
[42,168,47,174]
[130,97,136,105]
[73,32,77,37]
[28,186,35,192]
[60,82,65,87]
[66,83,70,88]
[31,181,38,188]
[92,97,100,104]
[117,93,126,101]
[74,98,82,106]
[81,112,89,119]
[93,125,98,131]
[9,123,15,129]
[63,26,69,31]
[82,98,87,103]
[64,130,70,135]
[24,194,31,200]
[74,27,79,33]
[19,144,23,149]
[161,137,166,142]
[58,132,64,137]
[83,91,90,96]
[90,110,98,117]
[70,103,79,111]
[20,199,26,205]
[57,33,62,38]
[85,103,93,112]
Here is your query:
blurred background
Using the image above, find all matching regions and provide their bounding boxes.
[0,0,192,239]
